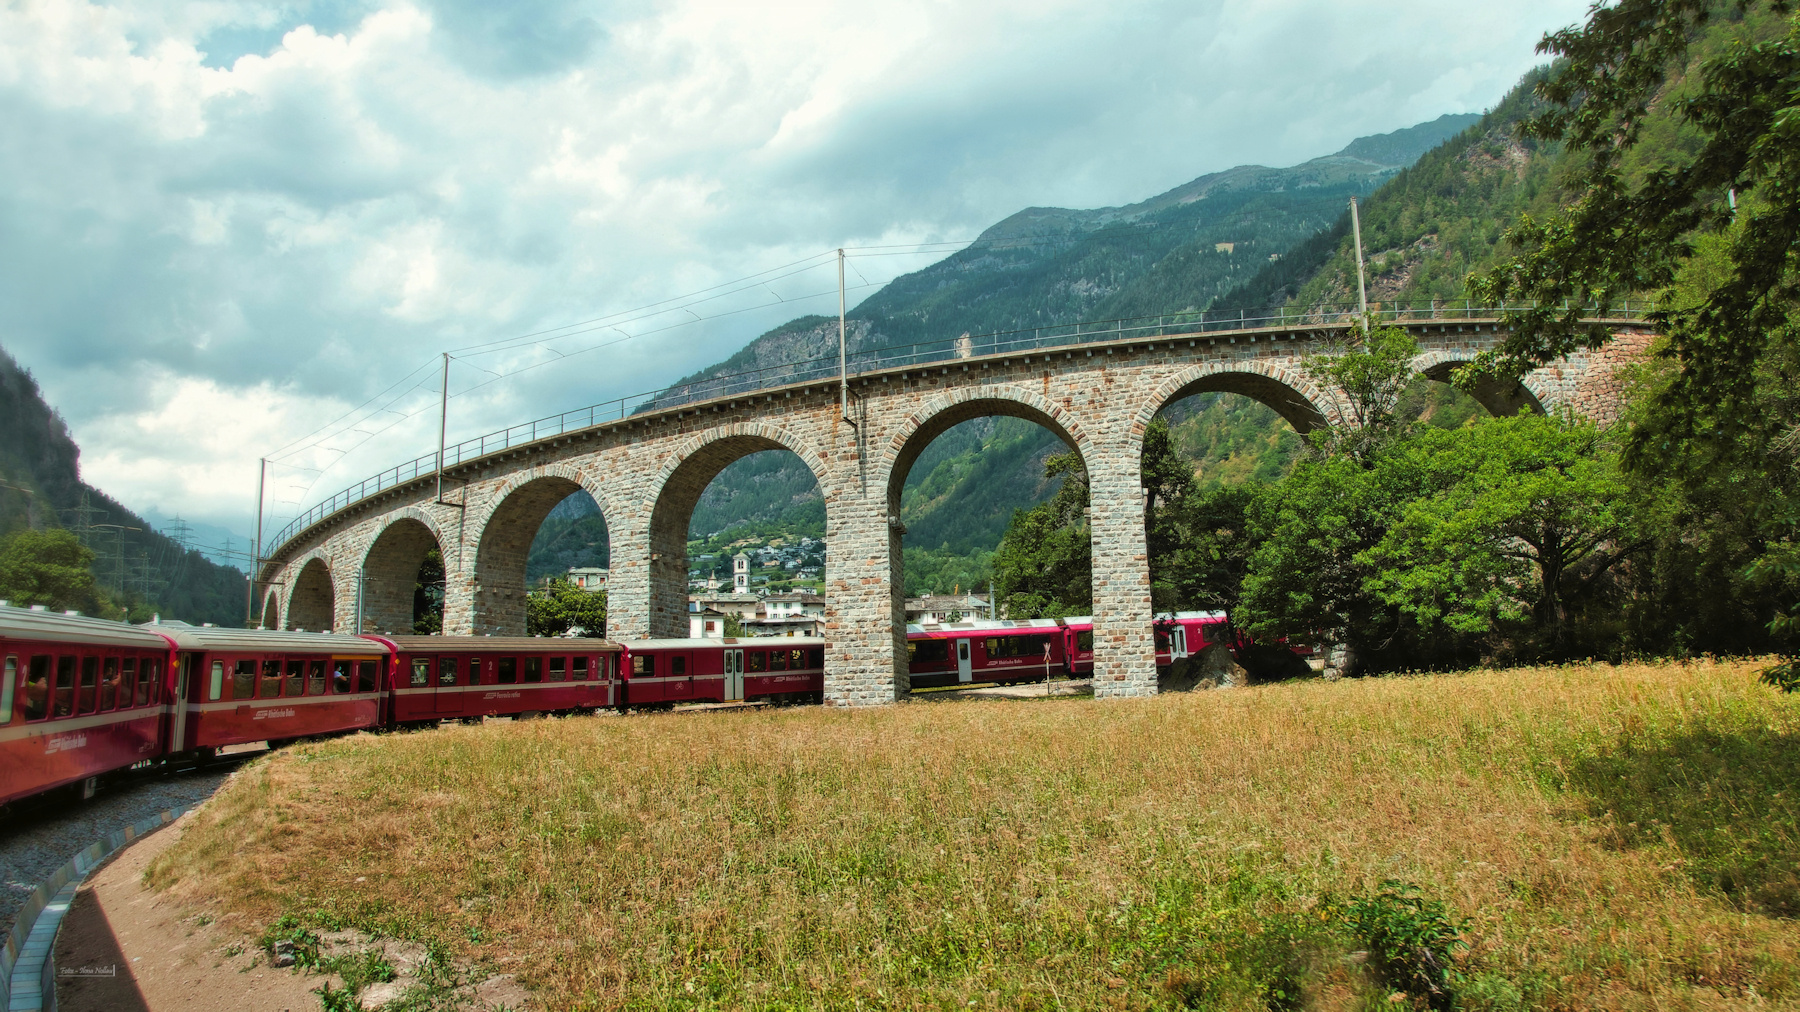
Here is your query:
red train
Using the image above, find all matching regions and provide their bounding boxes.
[1,603,1270,809]
[907,611,1232,686]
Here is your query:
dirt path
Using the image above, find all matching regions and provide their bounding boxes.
[52,817,338,1012]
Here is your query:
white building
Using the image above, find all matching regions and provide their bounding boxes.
[905,593,991,625]
[733,552,750,593]
[567,567,607,591]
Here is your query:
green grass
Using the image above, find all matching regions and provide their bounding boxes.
[149,659,1800,1010]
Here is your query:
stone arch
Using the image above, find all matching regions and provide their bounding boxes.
[261,591,281,630]
[286,555,336,632]
[1409,350,1547,417]
[880,385,1092,517]
[1136,360,1340,442]
[876,385,1095,693]
[359,509,447,635]
[643,422,829,638]
[470,464,610,637]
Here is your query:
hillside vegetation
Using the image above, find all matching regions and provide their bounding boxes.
[150,659,1800,1010]
[0,344,247,624]
[526,116,1484,584]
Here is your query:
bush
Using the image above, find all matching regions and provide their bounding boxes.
[1345,881,1468,1009]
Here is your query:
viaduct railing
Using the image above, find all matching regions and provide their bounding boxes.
[263,300,1651,558]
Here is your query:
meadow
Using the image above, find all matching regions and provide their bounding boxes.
[148,660,1800,1010]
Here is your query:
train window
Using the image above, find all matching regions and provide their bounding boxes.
[747,651,766,672]
[631,655,651,677]
[331,660,352,693]
[438,658,458,687]
[210,661,225,701]
[78,657,99,714]
[572,657,588,681]
[24,656,50,721]
[54,657,75,717]
[99,658,119,710]
[497,658,517,684]
[1154,630,1171,651]
[523,657,542,683]
[1,656,14,724]
[261,659,283,698]
[285,660,304,697]
[356,661,378,693]
[670,655,686,677]
[411,659,431,688]
[787,649,804,669]
[1076,631,1093,651]
[142,660,160,705]
[809,648,823,669]
[910,640,949,664]
[548,657,566,682]
[985,636,1038,659]
[770,650,787,672]
[307,661,326,696]
[121,659,137,707]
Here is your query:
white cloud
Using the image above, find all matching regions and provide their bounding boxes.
[0,0,1594,536]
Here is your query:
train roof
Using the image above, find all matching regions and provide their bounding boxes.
[380,635,620,652]
[149,621,384,655]
[906,619,1062,636]
[0,604,173,650]
[620,637,825,650]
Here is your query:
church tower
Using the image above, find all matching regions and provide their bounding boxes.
[734,552,750,593]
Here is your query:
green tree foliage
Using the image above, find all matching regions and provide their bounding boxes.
[992,451,1092,619]
[1469,1,1800,676]
[0,528,98,612]
[1472,0,1797,447]
[1360,417,1659,655]
[412,549,444,634]
[525,581,607,638]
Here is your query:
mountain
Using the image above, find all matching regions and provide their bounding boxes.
[521,113,1484,588]
[0,345,249,624]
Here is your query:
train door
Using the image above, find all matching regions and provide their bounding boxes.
[435,657,462,714]
[1172,626,1190,660]
[955,639,972,683]
[171,653,194,750]
[724,649,744,702]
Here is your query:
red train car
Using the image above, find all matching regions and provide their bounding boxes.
[0,605,177,806]
[1057,611,1231,676]
[905,620,1065,689]
[617,638,824,708]
[156,623,388,753]
[368,636,622,723]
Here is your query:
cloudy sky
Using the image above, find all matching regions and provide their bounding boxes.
[0,0,1593,546]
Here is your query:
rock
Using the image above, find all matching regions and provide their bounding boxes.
[270,939,297,968]
[360,980,410,1009]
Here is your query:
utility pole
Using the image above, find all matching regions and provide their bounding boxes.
[1350,196,1371,334]
[838,248,853,426]
[436,352,450,503]
[248,458,266,627]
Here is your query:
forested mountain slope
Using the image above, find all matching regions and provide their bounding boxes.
[0,345,248,624]
[528,116,1479,582]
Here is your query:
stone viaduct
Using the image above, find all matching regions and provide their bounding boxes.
[257,314,1652,705]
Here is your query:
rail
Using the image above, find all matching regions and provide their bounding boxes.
[263,300,1651,558]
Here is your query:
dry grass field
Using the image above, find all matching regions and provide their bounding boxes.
[148,659,1800,1010]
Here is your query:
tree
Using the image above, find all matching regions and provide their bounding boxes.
[723,613,745,637]
[1359,415,1661,657]
[1471,0,1800,454]
[992,450,1092,619]
[525,580,607,638]
[1469,1,1800,674]
[412,549,444,634]
[1303,323,1423,431]
[0,528,98,612]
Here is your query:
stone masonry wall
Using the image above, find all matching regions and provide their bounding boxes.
[262,321,1653,703]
